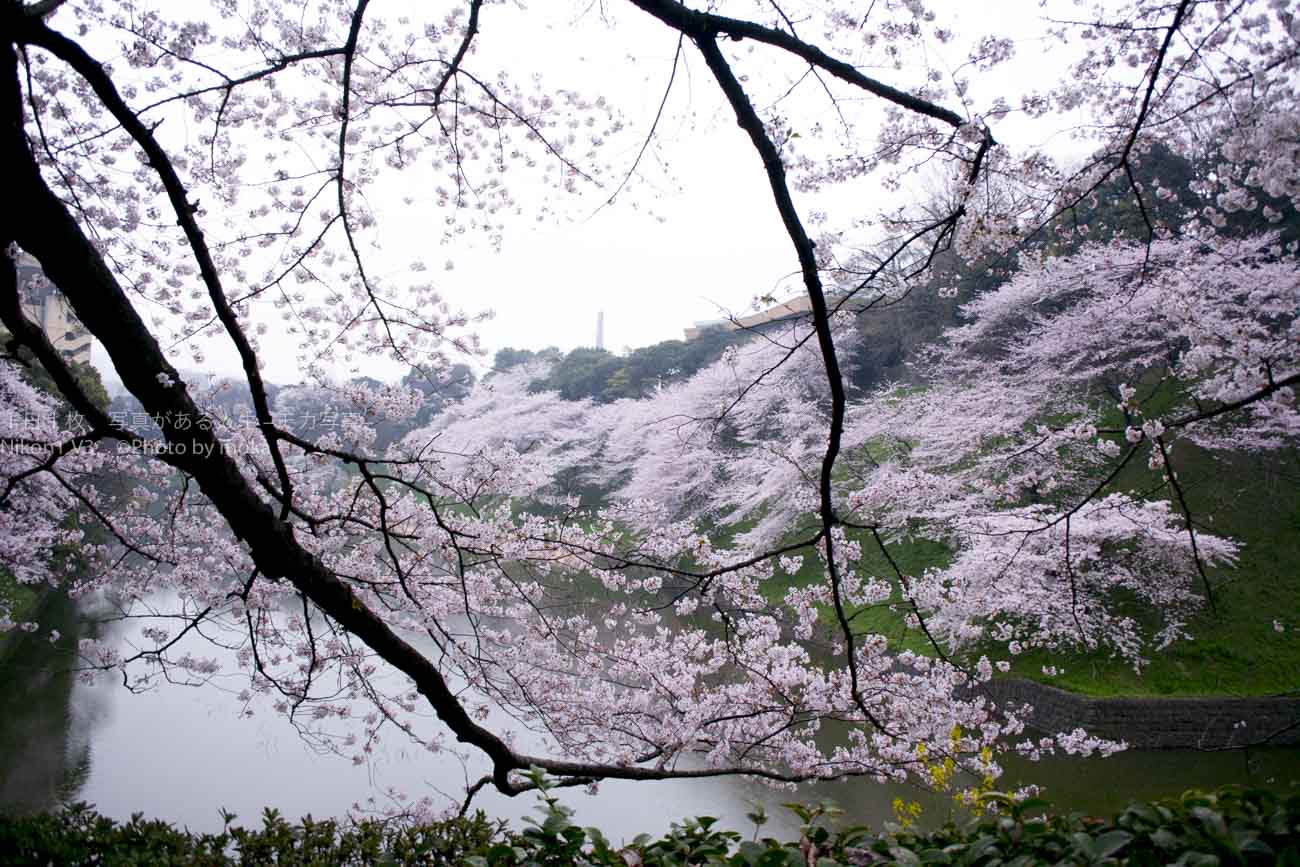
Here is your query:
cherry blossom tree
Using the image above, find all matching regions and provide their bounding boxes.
[1,0,1297,814]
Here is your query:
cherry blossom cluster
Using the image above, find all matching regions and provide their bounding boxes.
[4,0,1297,813]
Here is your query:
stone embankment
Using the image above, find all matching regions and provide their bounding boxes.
[981,678,1300,749]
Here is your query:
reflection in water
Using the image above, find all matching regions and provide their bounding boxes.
[0,591,105,814]
[999,747,1300,817]
[0,593,1297,842]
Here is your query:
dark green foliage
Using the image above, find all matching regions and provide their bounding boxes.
[1045,142,1203,251]
[603,329,742,400]
[532,346,625,402]
[474,783,1300,867]
[494,346,564,372]
[0,785,1296,866]
[0,802,505,866]
[867,787,1300,867]
[402,362,477,427]
[496,327,741,404]
[1,334,111,418]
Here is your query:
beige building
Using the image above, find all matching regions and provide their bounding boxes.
[14,252,93,366]
[684,292,863,340]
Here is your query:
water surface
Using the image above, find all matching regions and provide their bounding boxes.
[2,594,1296,843]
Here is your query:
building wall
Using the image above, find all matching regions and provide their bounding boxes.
[684,293,860,340]
[14,253,93,366]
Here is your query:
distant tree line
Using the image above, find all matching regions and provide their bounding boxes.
[491,327,743,402]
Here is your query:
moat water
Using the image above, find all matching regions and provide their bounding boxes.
[1,592,1296,841]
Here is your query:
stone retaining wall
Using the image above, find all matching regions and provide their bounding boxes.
[979,678,1300,749]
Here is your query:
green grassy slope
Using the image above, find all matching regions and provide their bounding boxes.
[1012,445,1300,696]
[733,441,1299,698]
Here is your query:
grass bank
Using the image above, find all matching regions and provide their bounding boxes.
[748,444,1300,698]
[1012,446,1300,697]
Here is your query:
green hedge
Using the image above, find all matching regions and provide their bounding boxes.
[0,784,1296,865]
[0,805,502,866]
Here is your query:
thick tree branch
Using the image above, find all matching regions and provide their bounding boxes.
[691,33,893,737]
[2,28,898,795]
[627,0,967,128]
[17,17,296,515]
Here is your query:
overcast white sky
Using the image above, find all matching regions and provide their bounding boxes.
[86,1,1076,388]
[337,2,816,367]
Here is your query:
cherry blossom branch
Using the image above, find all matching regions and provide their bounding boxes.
[1093,372,1300,440]
[596,32,684,213]
[430,0,484,109]
[116,604,215,672]
[19,45,91,233]
[0,256,139,452]
[0,433,101,497]
[973,441,1144,538]
[18,19,296,515]
[691,31,890,736]
[1118,0,1193,166]
[12,69,915,788]
[1164,373,1300,430]
[626,0,967,128]
[1063,516,1092,649]
[19,0,64,18]
[48,468,172,566]
[866,525,958,669]
[134,46,348,115]
[332,0,437,381]
[1024,0,1192,247]
[1154,435,1218,615]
